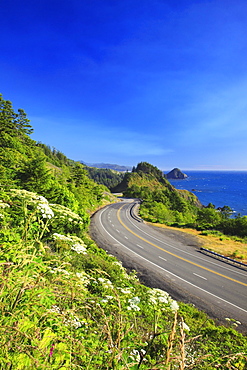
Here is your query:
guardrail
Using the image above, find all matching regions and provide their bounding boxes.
[130,201,143,223]
[200,247,247,270]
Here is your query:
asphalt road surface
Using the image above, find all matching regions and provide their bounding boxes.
[90,199,247,332]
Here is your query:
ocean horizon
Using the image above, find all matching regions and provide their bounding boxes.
[167,170,247,216]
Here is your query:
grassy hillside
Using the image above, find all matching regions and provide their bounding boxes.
[1,95,247,369]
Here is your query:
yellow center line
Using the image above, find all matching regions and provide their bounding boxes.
[117,205,247,287]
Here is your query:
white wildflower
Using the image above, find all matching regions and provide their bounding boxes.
[149,288,170,305]
[180,321,190,331]
[129,349,140,363]
[97,277,114,289]
[49,305,61,314]
[53,233,73,242]
[50,268,70,277]
[37,202,54,219]
[119,287,132,294]
[101,295,114,303]
[36,195,49,203]
[64,315,82,329]
[0,200,10,209]
[170,300,179,312]
[50,204,82,222]
[71,243,87,254]
[76,272,90,286]
[127,296,141,311]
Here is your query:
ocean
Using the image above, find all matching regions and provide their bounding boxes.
[167,171,247,217]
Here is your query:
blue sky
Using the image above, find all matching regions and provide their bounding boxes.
[1,0,247,170]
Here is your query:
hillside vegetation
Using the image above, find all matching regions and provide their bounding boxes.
[114,162,247,247]
[0,94,247,369]
[85,166,125,191]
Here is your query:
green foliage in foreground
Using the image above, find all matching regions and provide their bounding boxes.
[1,189,246,369]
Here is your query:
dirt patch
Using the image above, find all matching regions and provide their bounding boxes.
[150,223,247,263]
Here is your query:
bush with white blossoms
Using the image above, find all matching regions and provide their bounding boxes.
[50,203,83,223]
[52,233,87,254]
[37,202,54,219]
[71,243,87,254]
[148,288,179,312]
[9,190,54,219]
[53,233,73,242]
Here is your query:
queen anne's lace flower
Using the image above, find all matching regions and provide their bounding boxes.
[71,243,87,254]
[37,202,54,219]
[50,204,82,223]
[50,268,70,277]
[0,200,10,209]
[170,300,179,312]
[119,287,132,294]
[49,305,61,314]
[148,288,179,312]
[64,316,83,329]
[127,296,140,311]
[98,277,114,289]
[148,288,170,305]
[53,233,73,242]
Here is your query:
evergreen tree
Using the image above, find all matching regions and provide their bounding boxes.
[15,108,33,136]
[0,95,17,135]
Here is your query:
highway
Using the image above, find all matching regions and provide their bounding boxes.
[90,199,247,330]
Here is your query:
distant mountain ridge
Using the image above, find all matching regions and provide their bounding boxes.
[80,161,132,172]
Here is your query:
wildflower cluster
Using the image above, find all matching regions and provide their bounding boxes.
[10,188,39,202]
[53,233,87,254]
[97,277,114,289]
[148,288,179,312]
[127,296,141,311]
[48,305,83,329]
[76,272,90,286]
[71,243,87,254]
[50,267,71,277]
[0,200,10,209]
[37,202,54,219]
[50,203,83,223]
[53,233,73,242]
[101,295,114,303]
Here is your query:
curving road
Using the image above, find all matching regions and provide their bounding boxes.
[90,199,247,331]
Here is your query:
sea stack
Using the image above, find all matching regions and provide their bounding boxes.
[166,168,188,179]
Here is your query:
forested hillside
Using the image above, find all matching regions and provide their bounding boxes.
[0,94,109,220]
[116,162,247,241]
[1,94,247,369]
[85,166,125,191]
